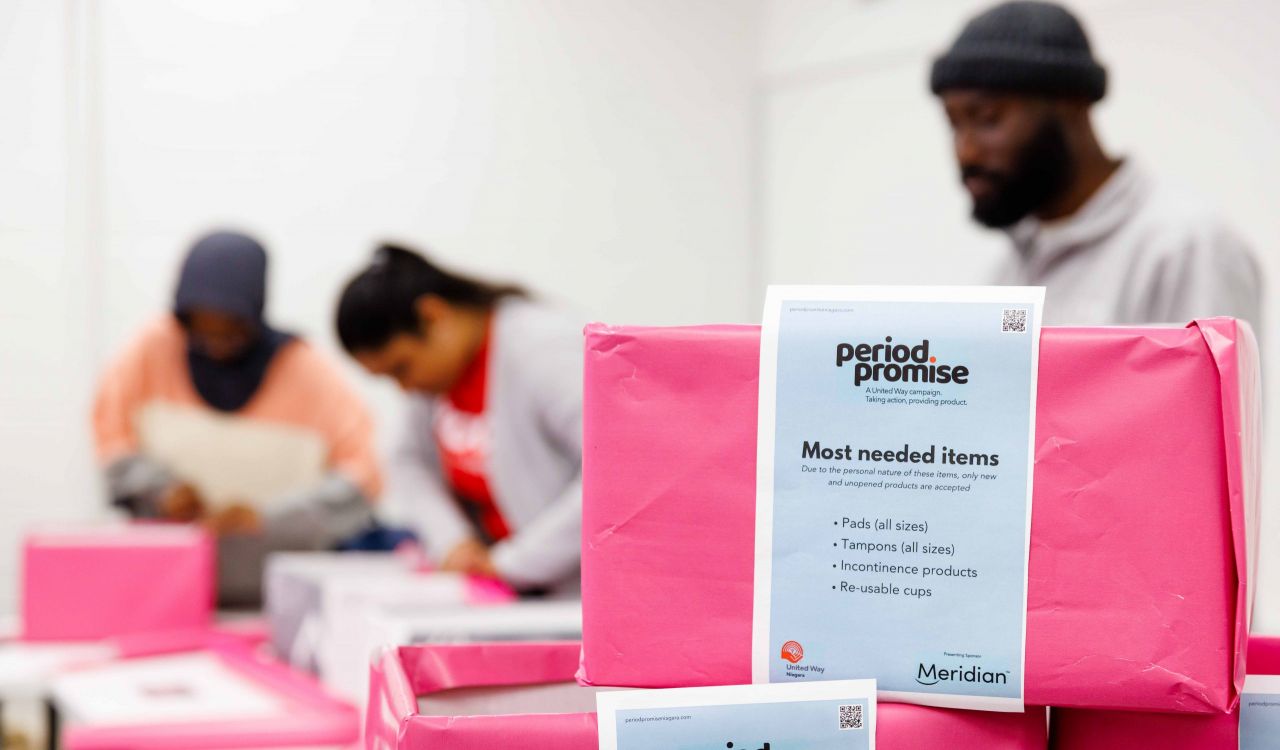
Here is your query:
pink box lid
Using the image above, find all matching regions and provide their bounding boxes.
[61,641,358,749]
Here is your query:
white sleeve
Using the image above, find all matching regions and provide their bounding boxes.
[489,320,584,589]
[388,396,474,562]
[490,479,582,589]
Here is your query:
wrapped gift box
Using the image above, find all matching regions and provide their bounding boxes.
[22,524,214,641]
[367,642,1048,749]
[1051,637,1280,749]
[579,319,1259,714]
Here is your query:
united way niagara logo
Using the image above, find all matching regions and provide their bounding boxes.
[780,640,804,664]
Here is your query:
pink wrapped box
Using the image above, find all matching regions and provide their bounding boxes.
[366,641,1048,749]
[53,641,359,749]
[22,523,215,641]
[580,319,1259,714]
[1051,637,1280,749]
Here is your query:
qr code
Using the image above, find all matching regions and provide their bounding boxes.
[838,704,863,730]
[1002,308,1028,333]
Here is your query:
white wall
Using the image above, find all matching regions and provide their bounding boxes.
[0,1,102,620]
[93,0,757,341]
[3,0,1277,627]
[758,0,1280,629]
[0,0,758,615]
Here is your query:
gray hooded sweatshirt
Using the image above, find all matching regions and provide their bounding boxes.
[995,160,1263,334]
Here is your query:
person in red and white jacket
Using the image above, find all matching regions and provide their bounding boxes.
[336,244,582,592]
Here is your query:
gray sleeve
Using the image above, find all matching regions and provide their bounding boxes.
[104,454,175,518]
[261,473,373,550]
[491,478,582,589]
[1147,221,1265,339]
[490,317,583,589]
[388,396,474,561]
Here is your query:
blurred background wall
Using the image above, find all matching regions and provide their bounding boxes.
[756,0,1280,629]
[1,0,1277,625]
[0,0,758,616]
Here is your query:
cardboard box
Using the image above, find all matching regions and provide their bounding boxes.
[579,319,1259,714]
[366,642,599,750]
[314,574,516,702]
[264,552,512,678]
[266,552,415,671]
[348,598,583,702]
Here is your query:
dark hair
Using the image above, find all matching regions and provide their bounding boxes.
[336,243,525,353]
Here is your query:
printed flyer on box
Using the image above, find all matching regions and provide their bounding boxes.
[753,286,1043,712]
[597,679,876,750]
[1240,675,1280,748]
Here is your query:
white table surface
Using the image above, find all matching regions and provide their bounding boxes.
[0,641,116,700]
[52,651,288,726]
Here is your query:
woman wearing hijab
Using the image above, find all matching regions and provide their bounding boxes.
[93,231,381,605]
[335,244,582,592]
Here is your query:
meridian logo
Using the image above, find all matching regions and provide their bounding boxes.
[780,641,804,664]
[915,662,1009,687]
[835,337,970,387]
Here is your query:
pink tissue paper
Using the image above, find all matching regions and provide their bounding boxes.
[1051,636,1280,748]
[366,641,1047,749]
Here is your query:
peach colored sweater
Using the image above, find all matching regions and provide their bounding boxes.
[93,316,381,500]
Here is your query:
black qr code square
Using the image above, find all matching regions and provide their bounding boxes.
[838,704,863,730]
[1002,308,1028,333]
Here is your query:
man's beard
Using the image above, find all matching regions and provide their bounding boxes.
[964,116,1075,229]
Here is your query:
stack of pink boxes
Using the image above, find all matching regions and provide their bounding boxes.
[369,317,1261,748]
[570,318,1260,747]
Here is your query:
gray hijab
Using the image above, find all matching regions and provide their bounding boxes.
[173,231,292,412]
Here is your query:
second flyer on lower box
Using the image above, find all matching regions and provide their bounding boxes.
[752,285,1044,712]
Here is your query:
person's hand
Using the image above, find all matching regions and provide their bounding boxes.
[158,483,205,523]
[205,503,263,536]
[440,538,499,578]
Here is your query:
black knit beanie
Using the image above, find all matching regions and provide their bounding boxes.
[930,1,1106,102]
